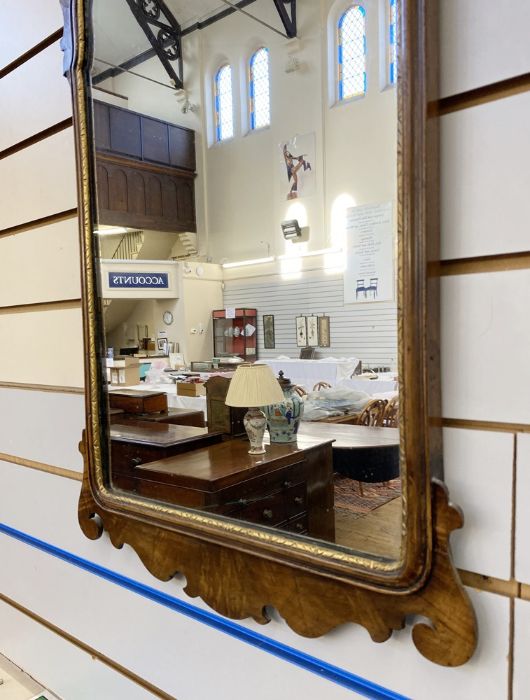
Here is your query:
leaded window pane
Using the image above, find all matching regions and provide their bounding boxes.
[389,0,397,85]
[215,64,234,142]
[338,5,366,100]
[250,47,271,130]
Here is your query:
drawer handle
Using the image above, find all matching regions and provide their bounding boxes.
[283,480,293,489]
[295,523,305,531]
[131,457,142,467]
[262,509,274,520]
[294,496,304,505]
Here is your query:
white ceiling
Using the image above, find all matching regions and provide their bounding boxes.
[92,0,232,71]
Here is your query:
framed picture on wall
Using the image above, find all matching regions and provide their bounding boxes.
[263,315,275,349]
[307,315,319,347]
[157,337,168,354]
[295,316,307,347]
[318,316,331,347]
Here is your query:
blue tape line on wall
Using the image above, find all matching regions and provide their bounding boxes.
[0,522,410,700]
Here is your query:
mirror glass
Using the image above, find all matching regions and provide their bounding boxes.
[90,0,401,561]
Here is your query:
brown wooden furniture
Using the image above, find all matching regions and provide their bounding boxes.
[298,423,400,494]
[108,389,167,415]
[68,0,478,667]
[110,422,222,489]
[93,100,196,233]
[312,381,332,391]
[383,395,399,428]
[354,399,388,427]
[135,438,335,541]
[205,376,246,437]
[117,407,205,428]
[212,308,258,361]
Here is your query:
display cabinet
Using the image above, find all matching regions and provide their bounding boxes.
[212,309,257,361]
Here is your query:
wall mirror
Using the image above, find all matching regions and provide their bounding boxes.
[62,0,477,665]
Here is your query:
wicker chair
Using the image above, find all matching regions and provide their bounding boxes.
[383,395,399,428]
[354,398,387,427]
[293,385,307,397]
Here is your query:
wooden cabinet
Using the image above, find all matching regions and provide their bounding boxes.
[135,438,335,541]
[212,308,257,361]
[93,100,197,233]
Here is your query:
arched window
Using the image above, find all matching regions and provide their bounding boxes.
[389,0,397,85]
[338,5,366,100]
[215,64,234,142]
[249,47,271,130]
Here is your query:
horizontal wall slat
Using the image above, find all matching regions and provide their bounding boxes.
[0,218,81,307]
[0,0,63,71]
[0,307,84,387]
[0,41,72,152]
[224,274,397,367]
[0,128,77,231]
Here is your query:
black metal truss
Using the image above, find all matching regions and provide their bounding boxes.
[272,0,297,39]
[123,0,183,89]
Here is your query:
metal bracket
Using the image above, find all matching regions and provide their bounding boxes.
[272,0,297,39]
[123,0,183,89]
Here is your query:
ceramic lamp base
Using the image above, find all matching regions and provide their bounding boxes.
[244,407,267,455]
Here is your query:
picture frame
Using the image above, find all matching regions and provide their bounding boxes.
[318,315,331,347]
[295,315,307,347]
[263,315,275,349]
[157,337,168,354]
[307,315,319,347]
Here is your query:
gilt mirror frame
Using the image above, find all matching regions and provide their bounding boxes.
[61,0,477,666]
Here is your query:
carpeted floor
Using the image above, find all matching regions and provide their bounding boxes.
[334,474,401,519]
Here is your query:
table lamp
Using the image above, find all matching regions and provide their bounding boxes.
[225,363,284,454]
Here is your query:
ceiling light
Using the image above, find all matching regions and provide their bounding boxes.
[222,257,275,269]
[94,227,129,236]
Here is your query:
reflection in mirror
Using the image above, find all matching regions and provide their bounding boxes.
[91,0,400,561]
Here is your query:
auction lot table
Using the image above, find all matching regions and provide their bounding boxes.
[257,358,360,390]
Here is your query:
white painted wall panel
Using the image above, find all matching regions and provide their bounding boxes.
[513,598,530,700]
[441,93,530,259]
[0,129,77,230]
[0,0,63,70]
[224,273,398,367]
[0,218,80,307]
[0,41,71,151]
[444,427,513,579]
[0,535,360,700]
[0,307,84,387]
[441,270,530,424]
[440,0,530,98]
[515,434,530,584]
[0,389,84,470]
[0,601,163,700]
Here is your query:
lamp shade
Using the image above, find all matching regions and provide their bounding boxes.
[225,363,284,408]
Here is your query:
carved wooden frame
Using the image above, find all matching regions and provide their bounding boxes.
[62,0,478,666]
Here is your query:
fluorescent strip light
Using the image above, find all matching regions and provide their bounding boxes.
[94,227,129,236]
[277,247,342,260]
[222,256,275,269]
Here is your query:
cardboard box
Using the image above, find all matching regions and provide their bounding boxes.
[176,381,206,397]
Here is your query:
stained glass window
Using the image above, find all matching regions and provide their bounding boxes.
[338,5,366,101]
[389,0,397,85]
[249,47,271,130]
[215,64,234,142]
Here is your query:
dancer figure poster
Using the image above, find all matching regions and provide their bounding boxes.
[281,133,315,200]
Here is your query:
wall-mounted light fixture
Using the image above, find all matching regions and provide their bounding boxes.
[281,219,303,240]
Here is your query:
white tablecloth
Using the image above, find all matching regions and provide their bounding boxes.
[338,377,398,396]
[257,358,361,391]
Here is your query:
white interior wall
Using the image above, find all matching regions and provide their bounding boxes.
[1,1,529,699]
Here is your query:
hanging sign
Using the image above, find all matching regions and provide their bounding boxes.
[344,202,394,304]
[108,272,169,289]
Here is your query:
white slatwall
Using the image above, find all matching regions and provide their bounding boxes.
[223,271,398,367]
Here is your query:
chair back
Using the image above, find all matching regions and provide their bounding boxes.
[355,398,387,427]
[312,381,332,392]
[383,394,399,427]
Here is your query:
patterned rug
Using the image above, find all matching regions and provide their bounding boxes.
[334,474,401,519]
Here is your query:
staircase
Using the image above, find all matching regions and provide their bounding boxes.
[103,231,145,311]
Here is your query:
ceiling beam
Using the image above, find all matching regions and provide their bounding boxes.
[272,0,297,39]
